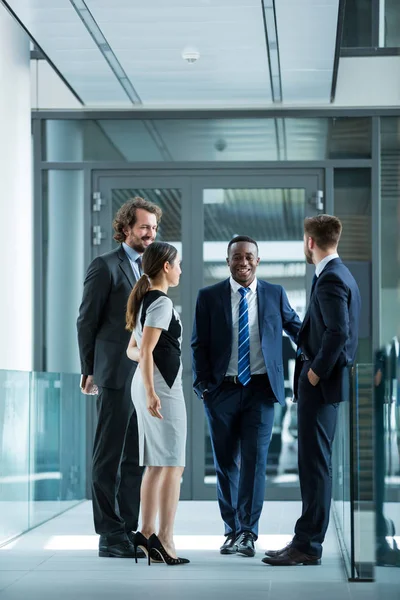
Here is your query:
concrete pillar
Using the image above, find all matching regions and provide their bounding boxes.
[0,6,32,370]
[45,121,84,373]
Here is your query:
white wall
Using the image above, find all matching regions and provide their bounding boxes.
[334,57,400,107]
[0,6,33,370]
[30,60,82,110]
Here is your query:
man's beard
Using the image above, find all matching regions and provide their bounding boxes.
[132,236,153,253]
[304,248,314,265]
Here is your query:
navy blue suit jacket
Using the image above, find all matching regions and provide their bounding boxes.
[191,278,301,407]
[295,257,361,404]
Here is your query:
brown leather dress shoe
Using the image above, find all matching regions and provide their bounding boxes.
[264,542,293,557]
[261,546,321,566]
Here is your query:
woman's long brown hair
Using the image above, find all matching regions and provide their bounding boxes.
[126,242,178,331]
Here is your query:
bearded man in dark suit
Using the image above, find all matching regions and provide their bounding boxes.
[77,197,161,558]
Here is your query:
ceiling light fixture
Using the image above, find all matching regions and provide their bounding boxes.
[182,48,200,63]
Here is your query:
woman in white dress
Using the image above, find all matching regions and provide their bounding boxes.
[126,242,188,566]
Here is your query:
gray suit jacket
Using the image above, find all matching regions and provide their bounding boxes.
[77,245,138,390]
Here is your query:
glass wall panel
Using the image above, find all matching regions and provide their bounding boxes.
[202,187,306,494]
[0,370,85,546]
[334,168,372,362]
[332,399,352,574]
[0,370,30,545]
[384,0,400,47]
[376,116,400,576]
[374,343,400,573]
[29,372,61,527]
[380,117,400,345]
[43,118,371,162]
[342,0,373,48]
[343,0,400,48]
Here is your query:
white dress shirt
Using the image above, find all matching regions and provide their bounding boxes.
[315,253,339,278]
[226,276,267,376]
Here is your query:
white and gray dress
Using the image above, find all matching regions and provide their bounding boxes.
[131,290,187,467]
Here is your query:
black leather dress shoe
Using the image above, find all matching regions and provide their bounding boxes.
[220,533,238,555]
[236,532,256,557]
[99,539,137,558]
[127,532,146,558]
[261,547,321,566]
[264,542,293,557]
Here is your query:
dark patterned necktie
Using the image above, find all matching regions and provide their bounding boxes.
[136,256,142,276]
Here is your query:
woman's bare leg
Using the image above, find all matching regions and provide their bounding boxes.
[157,466,184,558]
[140,466,163,538]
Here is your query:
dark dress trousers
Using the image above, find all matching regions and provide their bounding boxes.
[77,245,144,538]
[293,258,361,558]
[192,279,301,538]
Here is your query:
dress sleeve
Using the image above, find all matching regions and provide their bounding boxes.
[144,296,173,331]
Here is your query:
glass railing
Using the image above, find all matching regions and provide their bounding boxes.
[332,381,353,576]
[333,351,400,582]
[374,340,400,576]
[333,363,375,581]
[0,370,86,546]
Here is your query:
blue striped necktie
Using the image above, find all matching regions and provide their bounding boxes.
[238,287,251,386]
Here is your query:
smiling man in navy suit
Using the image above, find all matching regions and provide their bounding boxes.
[191,236,301,558]
[263,215,361,566]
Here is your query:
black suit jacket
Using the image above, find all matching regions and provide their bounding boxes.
[191,278,301,406]
[77,246,137,390]
[295,258,361,404]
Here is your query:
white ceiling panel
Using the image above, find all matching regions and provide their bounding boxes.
[7,0,341,106]
[6,0,132,105]
[275,0,339,103]
[85,0,272,106]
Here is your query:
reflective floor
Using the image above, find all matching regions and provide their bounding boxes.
[0,501,398,600]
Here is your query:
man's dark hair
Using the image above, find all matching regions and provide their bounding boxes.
[227,235,259,255]
[113,196,162,243]
[304,215,342,251]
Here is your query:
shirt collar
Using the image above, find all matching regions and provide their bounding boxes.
[229,276,258,294]
[315,253,339,277]
[122,242,141,263]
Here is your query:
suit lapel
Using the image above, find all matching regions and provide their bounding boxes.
[118,246,136,288]
[299,258,342,334]
[222,279,232,331]
[256,281,266,341]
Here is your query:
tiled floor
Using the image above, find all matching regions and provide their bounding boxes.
[0,501,399,600]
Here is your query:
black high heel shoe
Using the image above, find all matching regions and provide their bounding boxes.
[148,534,190,566]
[133,532,163,565]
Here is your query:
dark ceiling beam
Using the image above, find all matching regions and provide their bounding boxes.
[261,0,283,103]
[330,0,347,103]
[69,0,142,104]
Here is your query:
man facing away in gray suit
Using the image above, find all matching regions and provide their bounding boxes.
[77,197,162,558]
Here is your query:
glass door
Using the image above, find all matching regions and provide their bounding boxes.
[190,173,323,500]
[92,173,193,499]
[92,169,323,500]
